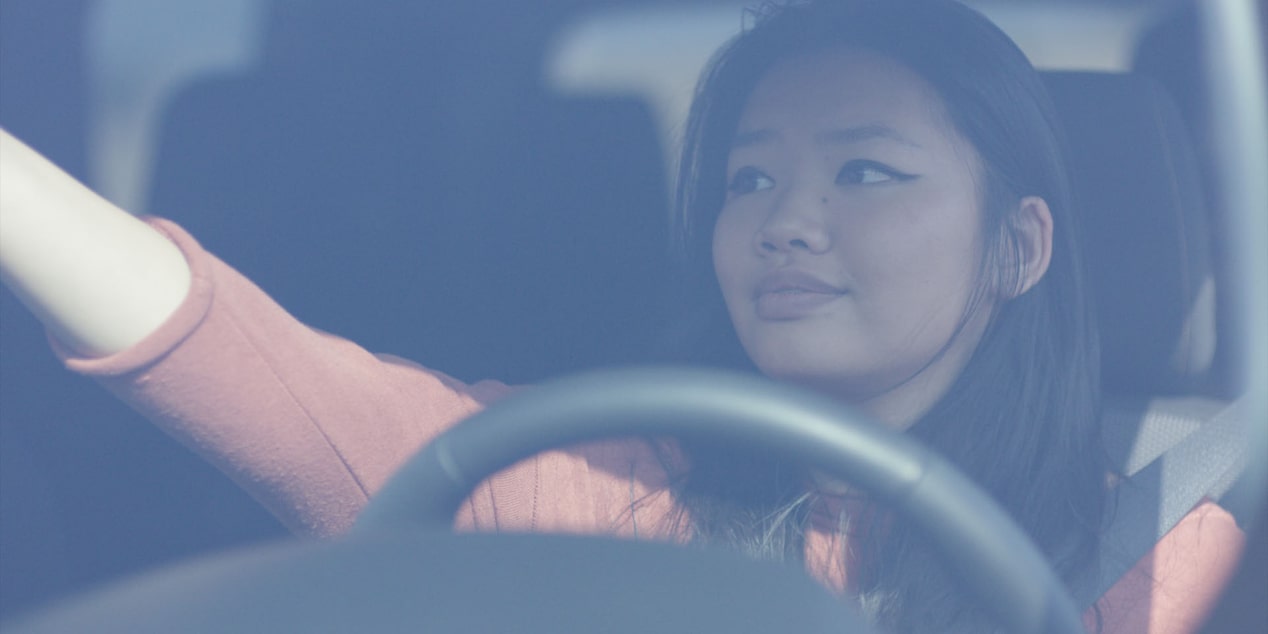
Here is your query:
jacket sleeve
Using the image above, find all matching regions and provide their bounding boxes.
[1092,499,1245,634]
[54,218,516,537]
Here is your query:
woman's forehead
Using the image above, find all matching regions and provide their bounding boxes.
[735,48,954,146]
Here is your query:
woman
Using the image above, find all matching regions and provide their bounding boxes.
[670,3,1100,630]
[0,1,1242,631]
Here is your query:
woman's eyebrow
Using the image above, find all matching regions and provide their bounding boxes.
[731,129,778,149]
[816,124,922,148]
[730,124,922,150]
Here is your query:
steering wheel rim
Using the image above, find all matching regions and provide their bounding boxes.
[355,367,1084,634]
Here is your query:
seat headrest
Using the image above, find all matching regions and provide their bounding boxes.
[1042,71,1215,396]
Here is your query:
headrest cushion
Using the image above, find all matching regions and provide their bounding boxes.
[1042,71,1215,395]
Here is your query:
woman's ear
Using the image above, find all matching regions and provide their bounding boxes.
[1003,196,1053,298]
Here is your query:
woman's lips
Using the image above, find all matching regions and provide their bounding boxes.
[754,270,847,320]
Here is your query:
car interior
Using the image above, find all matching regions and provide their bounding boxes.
[0,0,1263,631]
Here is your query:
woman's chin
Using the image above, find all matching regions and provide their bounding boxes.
[755,362,882,403]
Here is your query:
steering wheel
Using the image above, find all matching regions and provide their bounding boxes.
[356,367,1085,634]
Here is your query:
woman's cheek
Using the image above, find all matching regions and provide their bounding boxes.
[712,208,751,271]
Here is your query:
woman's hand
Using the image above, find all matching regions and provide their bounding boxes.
[0,128,192,357]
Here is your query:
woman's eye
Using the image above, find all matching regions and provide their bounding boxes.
[727,166,775,196]
[836,160,914,186]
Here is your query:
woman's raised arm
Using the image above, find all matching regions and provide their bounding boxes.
[0,128,192,357]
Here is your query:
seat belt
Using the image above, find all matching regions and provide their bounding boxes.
[1076,397,1249,610]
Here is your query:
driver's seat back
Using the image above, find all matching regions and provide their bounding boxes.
[1042,71,1247,604]
[1043,70,1232,473]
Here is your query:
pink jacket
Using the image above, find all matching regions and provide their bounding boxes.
[58,219,1243,632]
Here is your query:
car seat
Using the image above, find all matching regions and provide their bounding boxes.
[145,1,673,387]
[1042,70,1246,606]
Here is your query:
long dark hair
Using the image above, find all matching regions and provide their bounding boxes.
[667,1,1105,631]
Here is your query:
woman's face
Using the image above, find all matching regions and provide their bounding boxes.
[712,48,994,426]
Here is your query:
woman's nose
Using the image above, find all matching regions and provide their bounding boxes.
[754,192,831,255]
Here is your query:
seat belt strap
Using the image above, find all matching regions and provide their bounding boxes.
[1077,398,1248,610]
